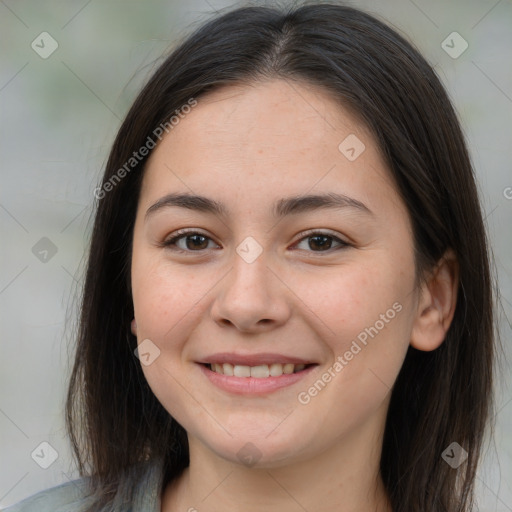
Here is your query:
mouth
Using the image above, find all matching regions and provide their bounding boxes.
[203,362,315,377]
[197,357,318,395]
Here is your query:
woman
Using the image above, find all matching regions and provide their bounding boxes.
[5,2,495,511]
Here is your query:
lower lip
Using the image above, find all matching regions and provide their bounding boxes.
[198,364,316,395]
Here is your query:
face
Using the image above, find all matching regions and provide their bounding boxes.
[130,79,419,468]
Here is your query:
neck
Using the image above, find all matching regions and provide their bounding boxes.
[161,405,392,512]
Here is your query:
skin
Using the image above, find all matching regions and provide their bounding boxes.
[130,79,459,512]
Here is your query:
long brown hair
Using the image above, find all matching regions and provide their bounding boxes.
[66,3,496,511]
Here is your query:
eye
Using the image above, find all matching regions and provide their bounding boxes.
[162,229,219,252]
[161,229,350,254]
[293,230,350,253]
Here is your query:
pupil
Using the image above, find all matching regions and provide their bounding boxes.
[183,235,332,251]
[187,235,207,250]
[310,235,331,251]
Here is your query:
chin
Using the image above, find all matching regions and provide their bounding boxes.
[193,421,318,469]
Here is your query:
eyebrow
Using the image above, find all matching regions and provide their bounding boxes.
[145,192,373,220]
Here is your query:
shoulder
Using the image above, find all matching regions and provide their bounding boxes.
[1,477,91,512]
[1,458,165,512]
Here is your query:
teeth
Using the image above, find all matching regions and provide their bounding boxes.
[283,363,294,374]
[222,363,234,376]
[250,365,270,378]
[269,363,283,377]
[233,365,251,377]
[209,362,308,377]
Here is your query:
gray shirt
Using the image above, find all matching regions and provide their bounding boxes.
[1,458,165,512]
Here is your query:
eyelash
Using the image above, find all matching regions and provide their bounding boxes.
[161,229,351,254]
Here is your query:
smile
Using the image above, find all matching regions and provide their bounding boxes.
[198,361,317,395]
[207,362,309,377]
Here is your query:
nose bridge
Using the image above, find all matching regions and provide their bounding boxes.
[235,245,269,290]
[226,240,273,305]
[210,236,290,331]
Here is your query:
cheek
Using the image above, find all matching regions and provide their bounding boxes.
[289,256,409,349]
[131,260,210,425]
[291,258,412,413]
[131,256,209,341]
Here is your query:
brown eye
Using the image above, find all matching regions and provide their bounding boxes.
[162,229,349,255]
[163,230,218,252]
[308,234,333,251]
[183,234,209,250]
[294,231,350,253]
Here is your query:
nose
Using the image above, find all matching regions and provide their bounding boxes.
[209,250,291,333]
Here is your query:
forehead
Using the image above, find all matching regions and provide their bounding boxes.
[152,79,373,160]
[140,79,402,219]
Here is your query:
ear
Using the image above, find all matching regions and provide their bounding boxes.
[410,249,459,351]
[131,318,137,336]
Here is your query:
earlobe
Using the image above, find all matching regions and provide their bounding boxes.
[131,318,137,336]
[410,249,459,352]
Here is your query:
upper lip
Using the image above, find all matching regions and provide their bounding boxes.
[197,352,316,366]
